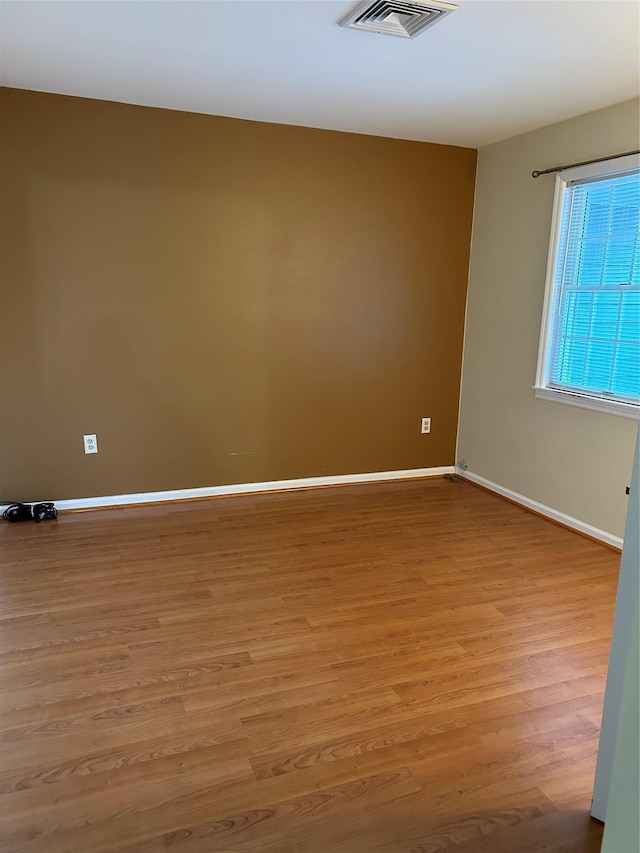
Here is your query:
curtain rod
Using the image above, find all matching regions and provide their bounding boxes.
[531,149,640,179]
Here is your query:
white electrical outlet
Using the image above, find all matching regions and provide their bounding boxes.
[421,417,431,434]
[83,434,98,454]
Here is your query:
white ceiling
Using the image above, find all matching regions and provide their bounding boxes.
[1,0,638,148]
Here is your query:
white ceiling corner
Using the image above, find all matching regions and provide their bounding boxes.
[0,0,638,148]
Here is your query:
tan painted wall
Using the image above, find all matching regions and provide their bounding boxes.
[0,88,476,501]
[458,99,640,539]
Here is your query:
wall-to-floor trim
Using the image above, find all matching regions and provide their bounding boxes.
[1,466,455,513]
[459,469,623,551]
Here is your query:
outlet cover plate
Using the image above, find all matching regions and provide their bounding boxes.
[83,434,98,454]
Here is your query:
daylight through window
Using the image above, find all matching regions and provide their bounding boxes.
[536,155,640,417]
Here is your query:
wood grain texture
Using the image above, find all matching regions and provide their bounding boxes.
[0,478,616,851]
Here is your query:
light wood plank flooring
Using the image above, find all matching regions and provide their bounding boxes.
[0,478,619,852]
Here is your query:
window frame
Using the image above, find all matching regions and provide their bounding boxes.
[534,153,640,421]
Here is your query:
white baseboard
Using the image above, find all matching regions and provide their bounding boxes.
[1,466,455,513]
[459,469,623,550]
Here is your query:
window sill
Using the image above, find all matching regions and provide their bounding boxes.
[534,386,640,420]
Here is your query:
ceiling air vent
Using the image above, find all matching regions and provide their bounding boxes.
[339,0,457,38]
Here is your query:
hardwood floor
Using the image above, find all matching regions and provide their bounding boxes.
[0,478,619,852]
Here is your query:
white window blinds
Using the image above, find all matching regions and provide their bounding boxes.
[546,168,640,407]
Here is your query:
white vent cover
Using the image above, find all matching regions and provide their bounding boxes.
[339,0,457,38]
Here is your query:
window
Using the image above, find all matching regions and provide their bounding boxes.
[535,154,640,419]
